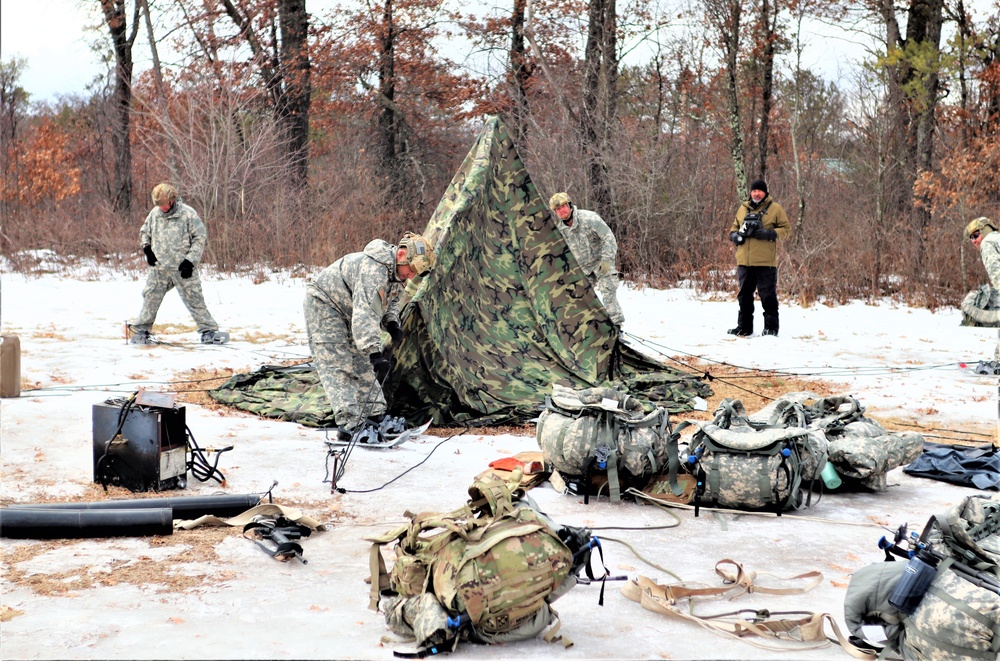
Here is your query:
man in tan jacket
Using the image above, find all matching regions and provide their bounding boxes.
[727,178,791,337]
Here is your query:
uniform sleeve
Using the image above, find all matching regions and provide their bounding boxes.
[185,208,208,264]
[139,210,154,247]
[593,215,618,264]
[982,240,1000,289]
[772,204,791,241]
[351,265,389,355]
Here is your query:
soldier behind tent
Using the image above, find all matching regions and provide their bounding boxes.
[548,192,625,327]
[962,217,1000,368]
[128,183,226,345]
[304,233,435,440]
[726,178,791,337]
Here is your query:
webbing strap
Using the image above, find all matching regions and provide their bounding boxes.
[622,574,875,659]
[369,541,390,610]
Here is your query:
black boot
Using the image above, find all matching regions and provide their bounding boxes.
[727,327,752,337]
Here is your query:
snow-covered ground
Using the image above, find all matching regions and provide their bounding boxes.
[1,263,996,660]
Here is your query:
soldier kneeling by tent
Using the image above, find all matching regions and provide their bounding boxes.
[303,233,436,441]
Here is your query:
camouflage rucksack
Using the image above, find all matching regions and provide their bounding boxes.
[536,384,674,502]
[682,398,828,513]
[961,285,1000,327]
[845,494,1000,660]
[798,394,923,491]
[367,470,600,655]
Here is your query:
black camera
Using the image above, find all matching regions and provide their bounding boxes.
[734,212,763,245]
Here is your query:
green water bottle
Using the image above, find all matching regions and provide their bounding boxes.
[821,461,842,489]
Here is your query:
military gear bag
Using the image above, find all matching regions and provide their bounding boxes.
[536,384,674,502]
[683,398,828,514]
[796,394,923,491]
[961,285,1000,327]
[845,494,1000,661]
[368,470,600,656]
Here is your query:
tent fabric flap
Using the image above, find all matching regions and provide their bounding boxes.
[209,117,711,427]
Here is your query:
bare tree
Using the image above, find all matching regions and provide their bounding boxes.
[705,0,748,198]
[99,0,141,214]
[582,0,619,224]
[220,0,311,188]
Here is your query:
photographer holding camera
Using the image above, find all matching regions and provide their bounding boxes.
[726,178,790,337]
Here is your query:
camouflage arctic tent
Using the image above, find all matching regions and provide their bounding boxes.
[211,117,711,427]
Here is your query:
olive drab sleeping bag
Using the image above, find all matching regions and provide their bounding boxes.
[536,383,675,502]
[845,494,1000,660]
[367,470,600,655]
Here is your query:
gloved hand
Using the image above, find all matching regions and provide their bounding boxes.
[143,244,158,266]
[728,231,741,244]
[386,320,404,345]
[752,228,777,241]
[369,352,391,382]
[597,261,614,277]
[178,259,194,279]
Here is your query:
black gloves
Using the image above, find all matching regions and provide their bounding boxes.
[369,352,391,382]
[752,228,777,241]
[143,245,157,266]
[178,259,194,279]
[386,320,404,345]
[728,231,741,244]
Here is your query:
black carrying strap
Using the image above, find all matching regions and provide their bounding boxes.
[393,635,460,659]
[243,518,312,563]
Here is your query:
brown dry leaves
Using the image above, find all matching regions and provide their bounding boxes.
[2,527,237,597]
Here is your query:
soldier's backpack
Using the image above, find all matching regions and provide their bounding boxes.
[682,398,828,514]
[844,494,1000,661]
[536,384,674,502]
[961,284,1000,327]
[795,394,923,491]
[367,470,603,656]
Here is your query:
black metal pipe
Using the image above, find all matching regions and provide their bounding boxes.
[7,494,261,519]
[0,508,173,539]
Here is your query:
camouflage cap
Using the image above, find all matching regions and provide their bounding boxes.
[966,217,997,237]
[151,183,178,206]
[548,192,572,211]
[398,232,436,275]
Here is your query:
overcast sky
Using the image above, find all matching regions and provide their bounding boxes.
[1,0,995,104]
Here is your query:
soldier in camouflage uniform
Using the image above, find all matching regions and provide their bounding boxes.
[963,217,1000,363]
[304,233,435,437]
[129,184,225,345]
[548,192,625,326]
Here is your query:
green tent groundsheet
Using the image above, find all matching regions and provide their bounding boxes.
[210,117,711,427]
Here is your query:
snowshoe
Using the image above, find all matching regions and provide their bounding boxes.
[201,330,230,345]
[973,360,1000,375]
[324,419,432,449]
[129,330,154,345]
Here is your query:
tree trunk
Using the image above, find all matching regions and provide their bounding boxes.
[100,0,139,215]
[377,0,403,201]
[582,0,616,225]
[710,0,748,198]
[278,0,310,188]
[220,0,310,189]
[507,0,531,147]
[904,0,944,273]
[756,0,776,182]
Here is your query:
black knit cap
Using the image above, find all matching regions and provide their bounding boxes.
[750,178,768,194]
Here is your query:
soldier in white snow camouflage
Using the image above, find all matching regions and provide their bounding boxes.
[962,216,1000,361]
[304,234,435,435]
[129,183,224,345]
[548,192,625,326]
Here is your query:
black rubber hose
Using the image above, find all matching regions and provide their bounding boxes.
[6,494,261,519]
[0,507,173,539]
